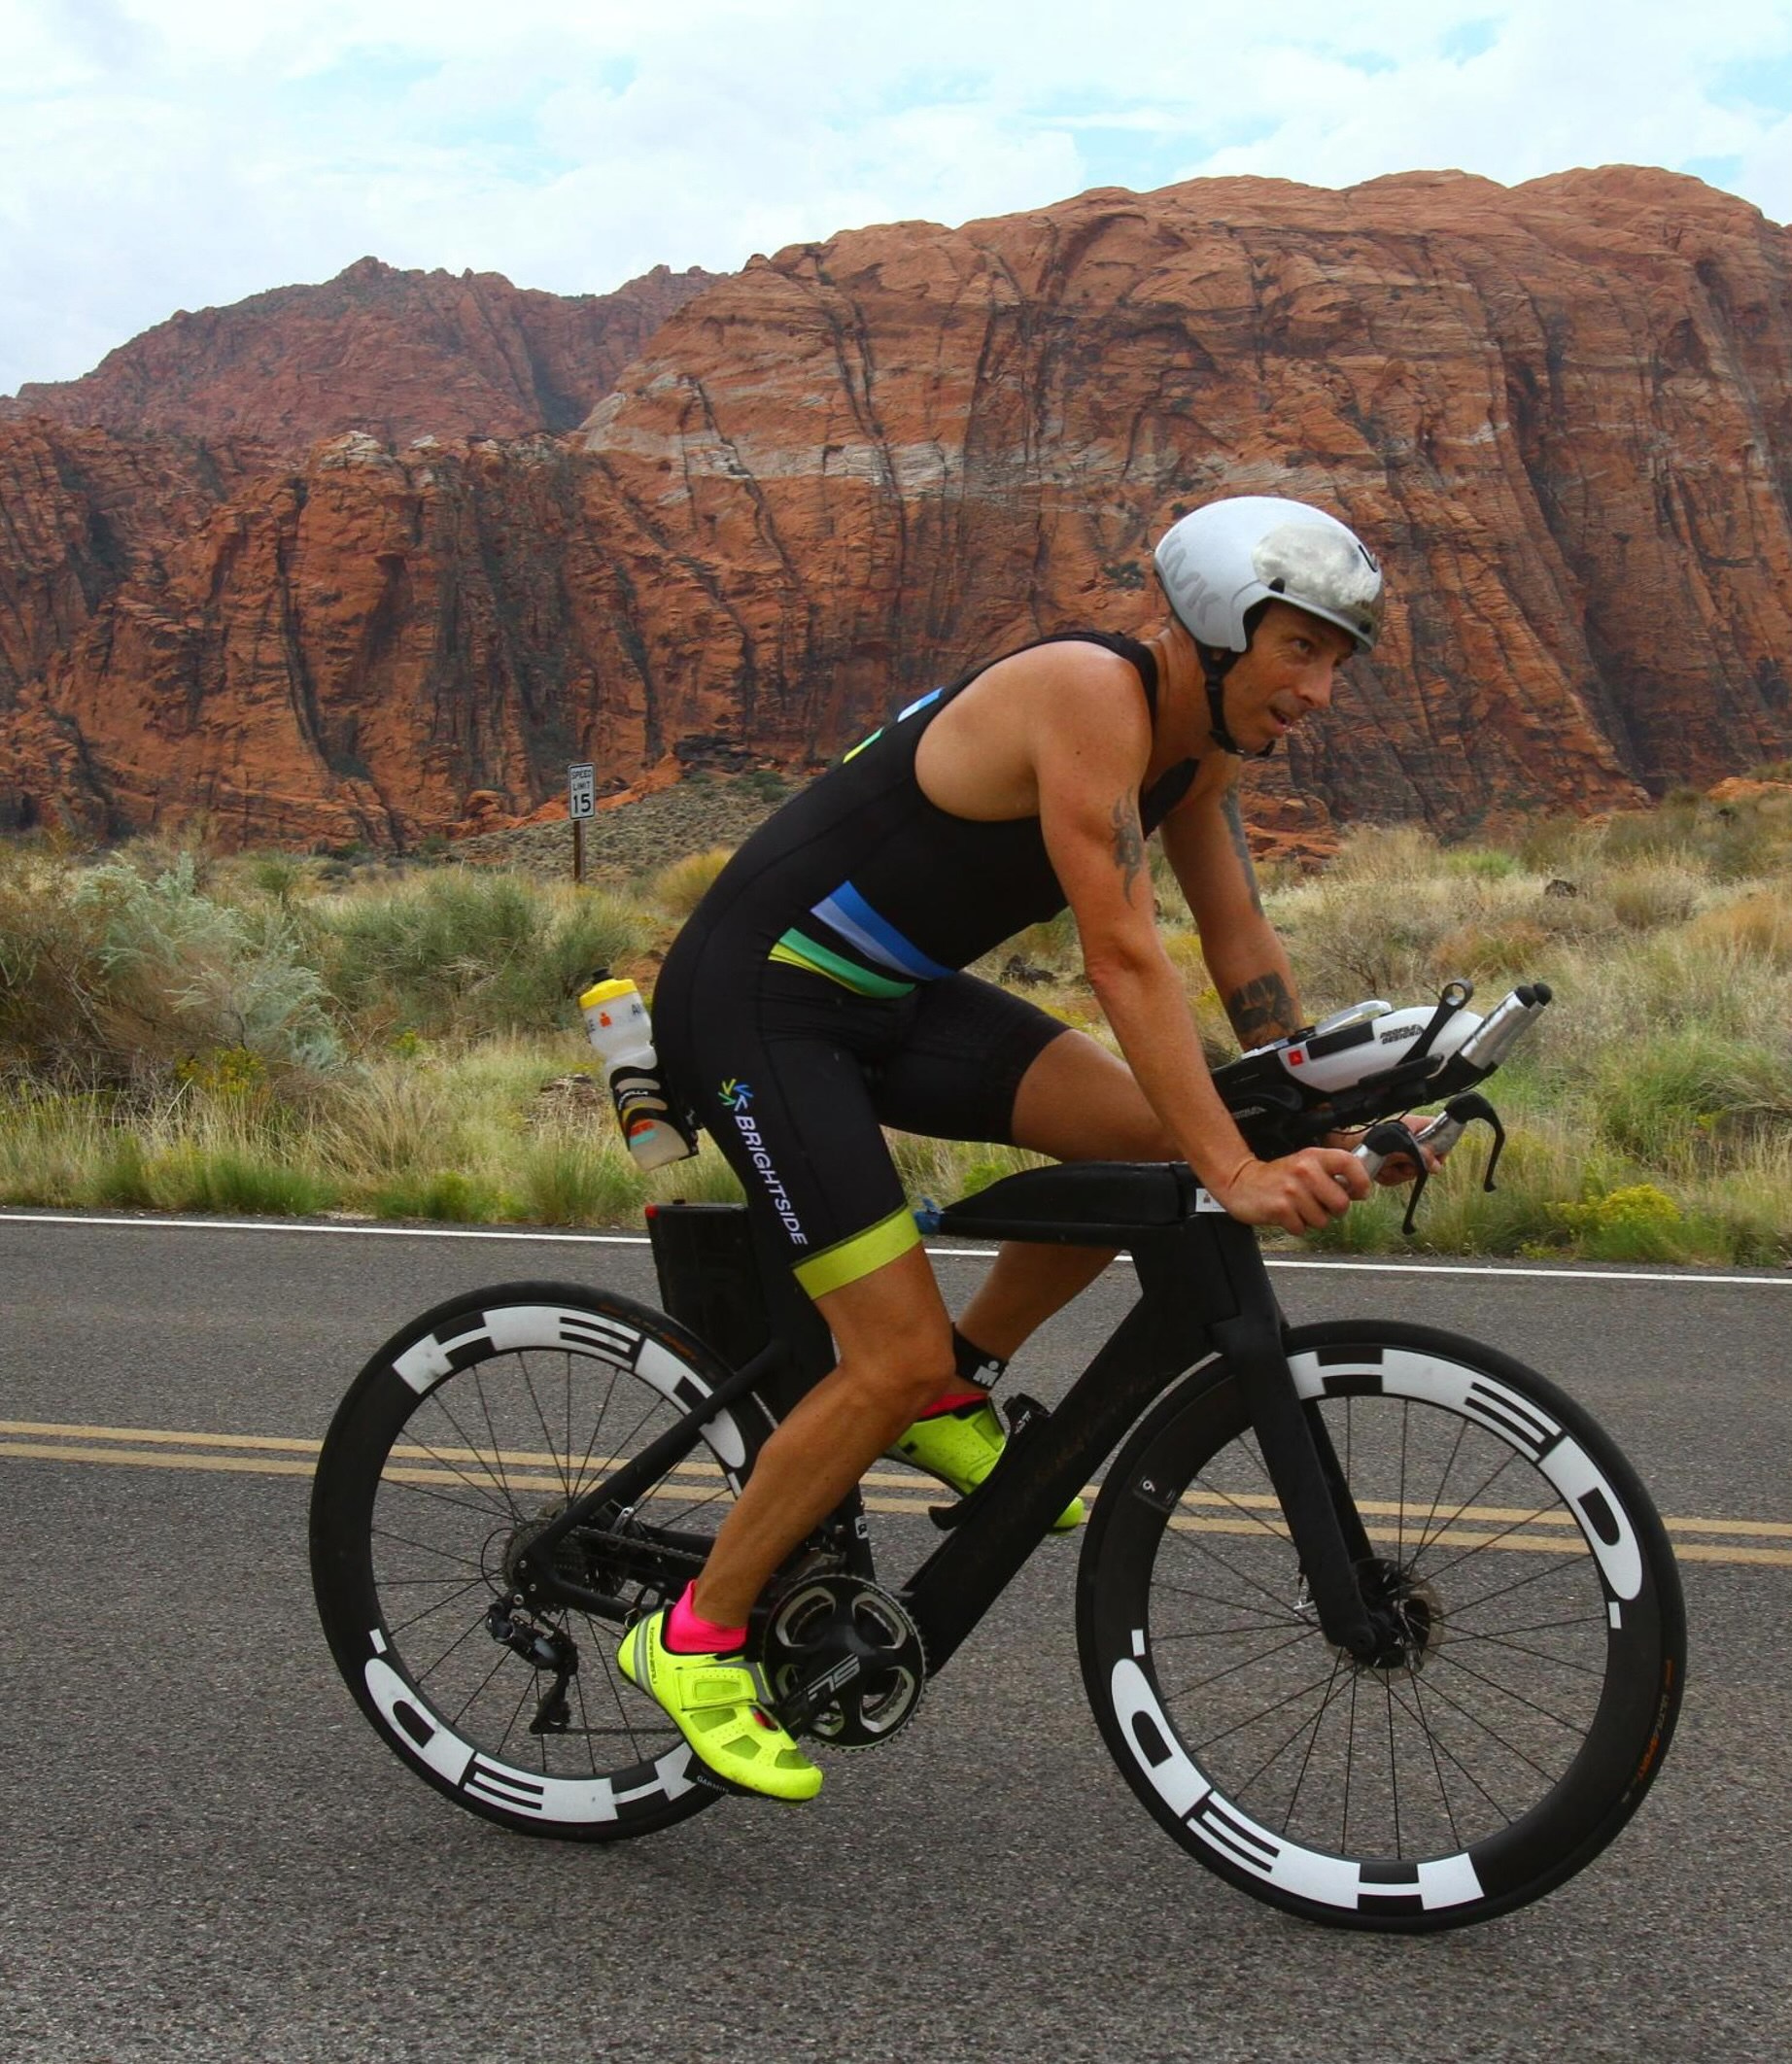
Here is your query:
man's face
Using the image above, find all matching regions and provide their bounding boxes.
[1222,601,1358,751]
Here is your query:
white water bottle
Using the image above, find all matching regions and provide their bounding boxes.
[579,973,697,1172]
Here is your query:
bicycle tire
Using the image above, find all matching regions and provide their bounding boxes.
[310,1280,773,1840]
[1077,1320,1683,1930]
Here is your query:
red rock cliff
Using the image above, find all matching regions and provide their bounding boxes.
[2,168,1790,849]
[0,258,717,451]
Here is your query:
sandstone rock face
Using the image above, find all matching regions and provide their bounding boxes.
[3,169,1791,851]
[0,258,716,451]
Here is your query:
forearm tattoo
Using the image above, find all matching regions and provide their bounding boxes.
[1110,795,1146,903]
[1222,790,1264,916]
[1224,970,1299,1045]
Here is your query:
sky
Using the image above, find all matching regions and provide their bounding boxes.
[3,0,1791,396]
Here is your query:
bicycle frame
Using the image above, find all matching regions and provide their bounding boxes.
[510,1161,1389,1674]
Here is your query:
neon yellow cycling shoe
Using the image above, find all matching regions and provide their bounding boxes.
[617,1610,822,1803]
[889,1399,1086,1531]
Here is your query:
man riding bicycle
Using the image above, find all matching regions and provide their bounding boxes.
[622,495,1397,1800]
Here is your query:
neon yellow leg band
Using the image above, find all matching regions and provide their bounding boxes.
[794,1204,921,1299]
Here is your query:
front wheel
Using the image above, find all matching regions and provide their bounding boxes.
[310,1281,773,1840]
[1078,1321,1683,1930]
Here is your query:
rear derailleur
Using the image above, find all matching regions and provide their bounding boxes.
[483,1599,579,1735]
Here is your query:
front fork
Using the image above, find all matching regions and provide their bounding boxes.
[1210,1304,1386,1663]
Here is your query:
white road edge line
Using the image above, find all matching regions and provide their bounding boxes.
[1,1208,1786,1286]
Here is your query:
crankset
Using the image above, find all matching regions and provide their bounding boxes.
[758,1574,928,1748]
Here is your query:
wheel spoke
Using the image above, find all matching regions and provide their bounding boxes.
[386,1575,493,1642]
[1427,1646,1590,1741]
[1182,1660,1348,1759]
[1156,1521,1309,1624]
[410,1598,499,1680]
[369,1522,487,1567]
[1281,1647,1350,1831]
[1156,1625,1316,1704]
[1148,1608,1302,1642]
[1403,1668,1464,1851]
[1450,1630,1605,1676]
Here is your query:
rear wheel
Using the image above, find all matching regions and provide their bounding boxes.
[310,1281,772,1840]
[1078,1321,1683,1929]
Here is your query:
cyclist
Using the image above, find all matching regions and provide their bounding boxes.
[622,495,1393,1800]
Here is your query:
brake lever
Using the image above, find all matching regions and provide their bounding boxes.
[1354,1118,1431,1236]
[1353,1092,1507,1236]
[1439,1091,1507,1193]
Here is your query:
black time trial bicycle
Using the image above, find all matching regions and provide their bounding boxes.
[309,980,1683,1932]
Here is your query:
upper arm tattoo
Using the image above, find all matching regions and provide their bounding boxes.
[1224,971,1299,1046]
[1222,790,1264,917]
[1110,794,1146,904]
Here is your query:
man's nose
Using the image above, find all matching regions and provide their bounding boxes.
[1300,664,1337,710]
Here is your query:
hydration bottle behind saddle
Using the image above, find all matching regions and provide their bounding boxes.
[579,972,699,1172]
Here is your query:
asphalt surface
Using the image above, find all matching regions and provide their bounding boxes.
[2,1211,1789,2063]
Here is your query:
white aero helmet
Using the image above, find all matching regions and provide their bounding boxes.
[1154,495,1384,655]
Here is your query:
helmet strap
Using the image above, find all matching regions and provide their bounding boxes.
[1198,645,1277,760]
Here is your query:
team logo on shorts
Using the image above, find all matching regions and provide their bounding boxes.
[715,1079,804,1244]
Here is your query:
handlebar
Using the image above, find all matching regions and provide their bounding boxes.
[1213,976,1556,1234]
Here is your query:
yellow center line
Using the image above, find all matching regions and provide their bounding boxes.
[2,1422,1787,1565]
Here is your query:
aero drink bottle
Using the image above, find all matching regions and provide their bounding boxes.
[578,974,698,1172]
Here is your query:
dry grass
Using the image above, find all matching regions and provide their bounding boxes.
[4,780,1791,1262]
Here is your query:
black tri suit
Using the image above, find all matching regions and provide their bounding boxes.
[653,633,1195,1300]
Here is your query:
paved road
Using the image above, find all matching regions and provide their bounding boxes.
[3,1211,1788,2062]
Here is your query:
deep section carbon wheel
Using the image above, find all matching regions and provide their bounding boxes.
[310,1281,771,1840]
[1078,1321,1683,1930]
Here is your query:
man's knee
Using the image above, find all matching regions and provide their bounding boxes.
[821,1264,955,1417]
[839,1312,954,1416]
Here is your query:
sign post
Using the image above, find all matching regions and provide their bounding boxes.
[568,761,596,885]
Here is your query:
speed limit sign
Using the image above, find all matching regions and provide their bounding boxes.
[568,763,596,819]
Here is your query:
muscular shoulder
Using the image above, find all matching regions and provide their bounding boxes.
[919,639,1150,816]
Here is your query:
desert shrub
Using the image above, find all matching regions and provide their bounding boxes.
[1441,845,1523,880]
[1593,796,1782,881]
[0,850,341,1081]
[1590,1030,1792,1168]
[1426,919,1553,984]
[369,1169,510,1222]
[0,849,108,1064]
[1604,862,1705,931]
[648,847,733,919]
[148,1147,337,1217]
[1321,824,1441,886]
[320,872,645,1040]
[1551,1184,1688,1264]
[1684,889,1792,966]
[81,856,342,1073]
[512,1139,646,1226]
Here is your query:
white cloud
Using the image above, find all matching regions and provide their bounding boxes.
[2,0,1790,393]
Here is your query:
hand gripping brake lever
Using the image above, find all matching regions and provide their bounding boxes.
[1354,1091,1507,1236]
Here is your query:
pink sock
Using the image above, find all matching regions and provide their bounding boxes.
[915,1388,989,1419]
[666,1582,748,1655]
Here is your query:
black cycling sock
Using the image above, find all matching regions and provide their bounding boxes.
[951,1326,1008,1389]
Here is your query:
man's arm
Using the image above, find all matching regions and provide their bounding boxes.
[1163,774,1432,1187]
[1160,773,1305,1049]
[1029,662,1364,1234]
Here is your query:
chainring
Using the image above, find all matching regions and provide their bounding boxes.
[758,1573,927,1749]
